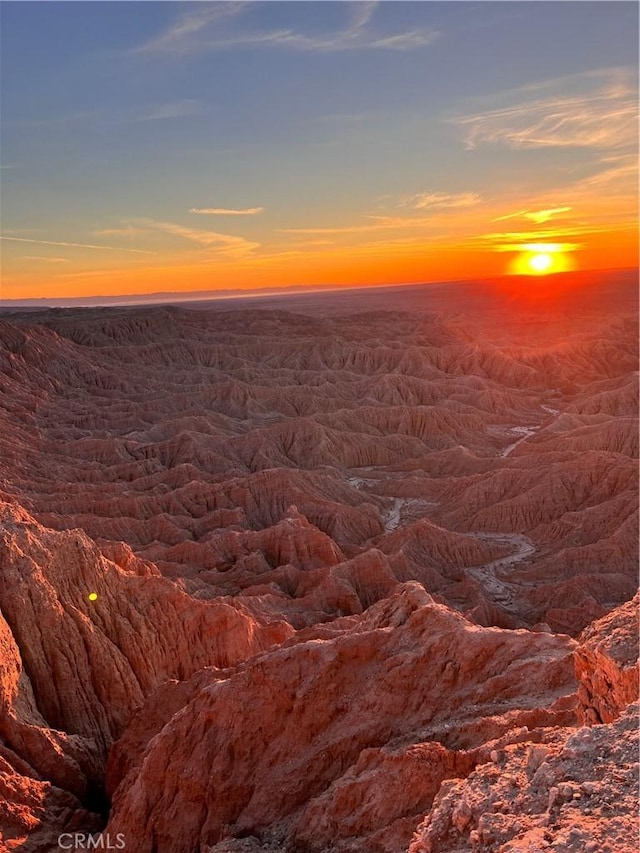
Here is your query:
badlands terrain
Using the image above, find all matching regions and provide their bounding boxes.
[0,268,638,852]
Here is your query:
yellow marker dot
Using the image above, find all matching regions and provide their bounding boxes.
[88,592,98,602]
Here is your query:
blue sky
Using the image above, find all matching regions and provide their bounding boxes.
[1,2,638,298]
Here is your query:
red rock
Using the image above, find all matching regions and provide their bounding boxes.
[408,702,640,853]
[105,583,576,852]
[574,593,639,723]
[0,274,637,848]
[0,498,293,827]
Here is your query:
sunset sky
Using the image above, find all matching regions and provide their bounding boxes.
[1,1,638,301]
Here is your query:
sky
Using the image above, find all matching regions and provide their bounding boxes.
[1,1,638,301]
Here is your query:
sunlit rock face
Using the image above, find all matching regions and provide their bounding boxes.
[0,270,637,851]
[408,595,640,853]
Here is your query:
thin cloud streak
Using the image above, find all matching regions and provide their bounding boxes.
[1,236,155,255]
[491,242,582,253]
[403,192,481,210]
[20,256,69,263]
[136,1,440,56]
[455,68,638,151]
[190,207,264,216]
[492,206,573,224]
[134,100,205,122]
[281,225,402,236]
[137,3,246,54]
[94,227,149,238]
[577,153,638,191]
[477,224,635,247]
[132,218,259,257]
[279,216,433,234]
[7,101,205,129]
[281,208,476,236]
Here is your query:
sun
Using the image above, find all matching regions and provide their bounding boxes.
[528,252,553,274]
[508,243,576,276]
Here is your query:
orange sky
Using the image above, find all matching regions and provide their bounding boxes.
[1,4,638,302]
[3,218,637,301]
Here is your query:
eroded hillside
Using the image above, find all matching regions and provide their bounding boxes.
[0,271,637,851]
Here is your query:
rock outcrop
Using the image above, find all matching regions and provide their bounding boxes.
[408,702,639,853]
[105,583,577,852]
[408,593,639,853]
[574,593,639,724]
[0,499,291,849]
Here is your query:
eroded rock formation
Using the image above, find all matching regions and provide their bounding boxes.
[0,271,637,850]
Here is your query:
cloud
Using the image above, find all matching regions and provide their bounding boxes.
[280,197,481,236]
[6,108,102,129]
[190,207,264,216]
[132,218,259,257]
[7,101,204,130]
[576,152,638,192]
[292,239,335,246]
[490,241,582,254]
[136,1,440,56]
[404,192,482,210]
[137,3,246,54]
[477,224,625,252]
[94,227,149,238]
[455,68,638,151]
[133,100,205,122]
[492,206,572,224]
[364,30,439,50]
[0,236,155,255]
[452,68,638,233]
[281,224,375,236]
[19,256,69,263]
[281,214,445,236]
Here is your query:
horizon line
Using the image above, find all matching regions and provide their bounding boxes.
[1,266,637,311]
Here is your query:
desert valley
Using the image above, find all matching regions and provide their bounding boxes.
[0,269,637,852]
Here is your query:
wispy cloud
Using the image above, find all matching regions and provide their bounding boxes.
[402,192,482,210]
[489,241,582,254]
[492,206,572,224]
[136,2,246,54]
[7,100,204,130]
[0,236,155,254]
[576,152,638,192]
[132,218,259,257]
[190,207,264,216]
[20,256,69,263]
[282,224,379,236]
[93,227,149,238]
[455,68,637,151]
[291,239,335,247]
[6,108,102,129]
[477,224,630,251]
[134,99,205,122]
[281,214,447,236]
[452,67,638,243]
[281,193,481,236]
[137,1,440,56]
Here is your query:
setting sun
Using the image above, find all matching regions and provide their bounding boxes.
[528,253,553,273]
[507,243,577,276]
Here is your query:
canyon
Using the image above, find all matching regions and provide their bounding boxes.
[0,269,637,852]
